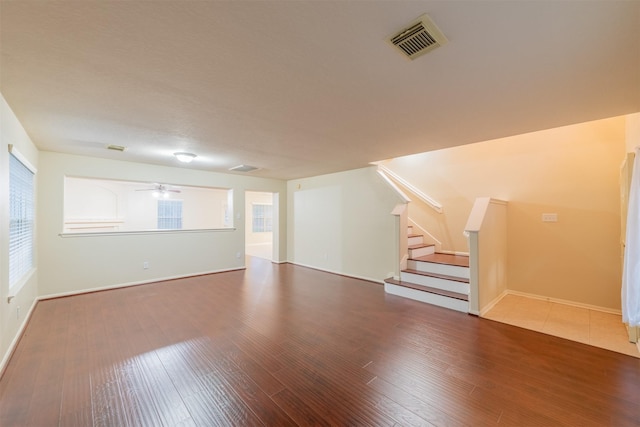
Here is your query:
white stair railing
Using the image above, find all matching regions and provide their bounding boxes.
[377,164,443,214]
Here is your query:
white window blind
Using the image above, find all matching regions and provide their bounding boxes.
[9,151,35,289]
[252,204,273,232]
[157,199,183,230]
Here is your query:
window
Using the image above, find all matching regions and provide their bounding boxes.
[252,204,273,232]
[157,199,183,230]
[9,151,35,289]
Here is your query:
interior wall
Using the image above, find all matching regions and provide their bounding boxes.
[38,151,287,297]
[627,112,640,152]
[0,94,39,368]
[287,166,404,283]
[384,116,627,310]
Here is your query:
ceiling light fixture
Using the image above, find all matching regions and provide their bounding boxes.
[174,152,197,163]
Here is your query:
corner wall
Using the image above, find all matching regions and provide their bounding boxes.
[287,166,403,283]
[384,116,627,310]
[0,94,39,370]
[38,152,287,297]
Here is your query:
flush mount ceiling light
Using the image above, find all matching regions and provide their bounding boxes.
[174,152,197,163]
[229,164,258,173]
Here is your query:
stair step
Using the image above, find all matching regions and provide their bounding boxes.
[407,234,424,245]
[385,278,468,301]
[408,253,469,279]
[408,243,435,258]
[412,253,469,267]
[403,268,469,284]
[384,278,469,313]
[401,269,469,294]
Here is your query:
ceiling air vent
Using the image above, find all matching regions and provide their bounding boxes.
[389,14,448,60]
[229,164,258,173]
[107,144,126,151]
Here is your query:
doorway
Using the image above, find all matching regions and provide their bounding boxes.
[245,191,276,261]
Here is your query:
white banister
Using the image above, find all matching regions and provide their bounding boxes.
[377,164,443,213]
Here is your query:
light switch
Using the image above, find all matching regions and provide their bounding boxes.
[542,213,558,222]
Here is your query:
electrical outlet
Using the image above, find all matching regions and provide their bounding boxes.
[236,252,241,259]
[542,213,558,222]
[143,261,149,269]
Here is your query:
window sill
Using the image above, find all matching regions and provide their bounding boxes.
[59,228,236,238]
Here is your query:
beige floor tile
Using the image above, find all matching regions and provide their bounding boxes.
[482,294,639,358]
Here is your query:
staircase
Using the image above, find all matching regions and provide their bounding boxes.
[384,226,470,312]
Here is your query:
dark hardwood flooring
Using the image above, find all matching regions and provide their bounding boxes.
[1,257,639,426]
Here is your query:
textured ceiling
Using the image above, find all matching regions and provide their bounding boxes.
[1,1,639,180]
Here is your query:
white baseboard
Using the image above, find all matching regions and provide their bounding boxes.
[0,298,38,378]
[288,261,384,285]
[479,290,509,316]
[504,290,622,315]
[38,267,245,301]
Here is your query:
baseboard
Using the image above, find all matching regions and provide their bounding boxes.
[38,267,246,301]
[0,298,38,379]
[504,290,622,315]
[479,290,509,316]
[288,261,384,285]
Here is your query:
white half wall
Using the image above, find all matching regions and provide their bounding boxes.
[38,152,287,297]
[287,166,404,283]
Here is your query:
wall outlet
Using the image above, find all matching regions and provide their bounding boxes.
[143,261,149,269]
[236,252,241,259]
[542,213,558,222]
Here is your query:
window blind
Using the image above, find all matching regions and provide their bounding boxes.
[9,152,35,289]
[157,199,183,230]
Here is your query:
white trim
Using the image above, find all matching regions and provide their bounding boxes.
[479,290,509,316]
[438,250,470,257]
[7,268,36,303]
[38,267,245,300]
[504,289,622,315]
[408,218,442,248]
[0,298,38,378]
[8,144,37,173]
[377,164,442,213]
[288,261,384,285]
[376,169,411,203]
[59,228,236,237]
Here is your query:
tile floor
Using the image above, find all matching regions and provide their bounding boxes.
[483,294,639,358]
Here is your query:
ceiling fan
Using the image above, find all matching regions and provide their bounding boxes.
[135,183,181,198]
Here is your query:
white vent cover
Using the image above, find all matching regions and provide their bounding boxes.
[389,14,448,60]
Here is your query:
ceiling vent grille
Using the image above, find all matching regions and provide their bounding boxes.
[389,14,448,60]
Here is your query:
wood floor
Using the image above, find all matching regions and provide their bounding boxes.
[1,257,639,426]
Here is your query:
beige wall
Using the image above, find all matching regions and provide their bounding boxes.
[384,116,627,310]
[0,94,39,369]
[287,166,404,282]
[627,113,640,152]
[38,152,287,297]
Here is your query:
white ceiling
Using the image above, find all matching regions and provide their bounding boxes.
[1,1,639,180]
